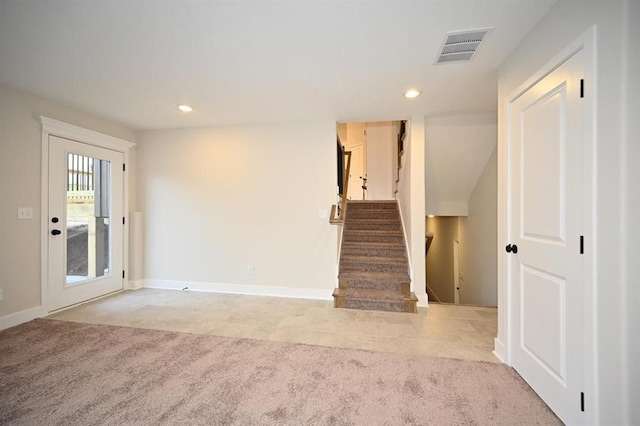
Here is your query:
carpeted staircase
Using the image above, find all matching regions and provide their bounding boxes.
[333,200,418,313]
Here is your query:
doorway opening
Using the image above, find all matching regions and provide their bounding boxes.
[336,121,405,202]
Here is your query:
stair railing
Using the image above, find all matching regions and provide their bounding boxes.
[330,149,352,224]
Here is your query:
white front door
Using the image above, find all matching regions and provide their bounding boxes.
[48,135,124,311]
[508,49,587,424]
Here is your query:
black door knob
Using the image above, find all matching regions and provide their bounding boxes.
[51,217,59,223]
[505,244,518,254]
[51,229,61,235]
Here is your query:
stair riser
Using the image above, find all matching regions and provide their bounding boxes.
[340,263,408,274]
[346,211,399,220]
[343,281,411,294]
[339,254,407,264]
[341,281,403,292]
[339,275,410,284]
[343,234,405,244]
[345,222,402,231]
[344,299,405,312]
[341,246,406,258]
[347,202,398,210]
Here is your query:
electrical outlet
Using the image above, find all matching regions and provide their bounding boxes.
[17,207,33,220]
[247,265,254,275]
[318,209,328,219]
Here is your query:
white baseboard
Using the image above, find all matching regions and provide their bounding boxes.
[416,292,428,307]
[143,279,333,301]
[125,280,144,290]
[0,305,47,331]
[493,337,508,364]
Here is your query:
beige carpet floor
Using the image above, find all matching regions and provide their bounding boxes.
[0,319,561,425]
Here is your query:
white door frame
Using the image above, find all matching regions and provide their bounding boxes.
[453,239,460,304]
[40,117,135,312]
[496,26,596,420]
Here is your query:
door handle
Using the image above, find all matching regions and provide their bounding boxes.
[505,244,518,254]
[51,229,61,236]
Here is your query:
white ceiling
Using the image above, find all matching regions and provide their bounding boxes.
[0,0,556,130]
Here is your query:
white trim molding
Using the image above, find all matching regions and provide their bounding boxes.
[143,279,333,301]
[0,306,47,331]
[39,116,135,151]
[493,337,507,364]
[125,281,144,290]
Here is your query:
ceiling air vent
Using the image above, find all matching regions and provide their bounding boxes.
[435,28,492,64]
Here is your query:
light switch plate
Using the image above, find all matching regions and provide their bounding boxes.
[17,207,33,220]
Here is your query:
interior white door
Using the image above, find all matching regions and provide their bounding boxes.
[365,123,394,200]
[348,144,366,200]
[508,50,586,424]
[48,135,124,311]
[346,123,367,200]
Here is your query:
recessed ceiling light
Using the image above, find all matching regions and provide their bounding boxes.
[403,89,421,99]
[177,105,193,112]
[428,215,435,218]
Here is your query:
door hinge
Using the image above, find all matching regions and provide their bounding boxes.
[580,79,584,98]
[123,163,126,172]
[123,216,126,225]
[122,270,125,279]
[364,129,367,136]
[580,392,585,412]
[580,235,584,254]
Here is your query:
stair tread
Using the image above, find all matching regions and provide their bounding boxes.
[343,228,404,235]
[345,217,400,222]
[346,213,398,215]
[342,241,405,247]
[347,201,397,207]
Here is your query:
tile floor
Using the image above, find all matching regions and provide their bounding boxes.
[48,288,499,363]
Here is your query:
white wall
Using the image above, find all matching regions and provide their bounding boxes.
[623,0,640,420]
[135,122,338,297]
[397,117,427,306]
[425,113,496,216]
[497,0,636,422]
[365,122,394,200]
[336,123,347,146]
[0,83,135,327]
[459,147,497,307]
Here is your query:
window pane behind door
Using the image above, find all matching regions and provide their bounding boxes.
[66,153,111,285]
